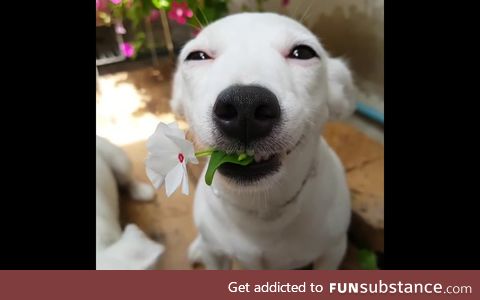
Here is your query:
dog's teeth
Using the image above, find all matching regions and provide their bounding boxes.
[246,149,254,156]
[254,154,262,162]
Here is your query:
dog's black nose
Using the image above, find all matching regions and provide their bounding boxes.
[213,85,281,144]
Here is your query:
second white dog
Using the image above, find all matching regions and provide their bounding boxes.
[96,136,164,270]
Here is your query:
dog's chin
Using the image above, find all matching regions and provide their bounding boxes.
[217,154,282,185]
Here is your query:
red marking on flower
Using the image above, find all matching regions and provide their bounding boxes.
[178,153,185,163]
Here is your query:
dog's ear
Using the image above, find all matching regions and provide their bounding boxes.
[170,68,185,117]
[326,58,357,120]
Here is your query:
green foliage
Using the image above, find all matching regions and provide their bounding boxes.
[357,249,379,270]
[187,0,229,28]
[99,0,231,58]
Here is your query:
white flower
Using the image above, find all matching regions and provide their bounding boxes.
[145,122,198,197]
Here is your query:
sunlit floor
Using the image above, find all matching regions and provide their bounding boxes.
[96,67,188,146]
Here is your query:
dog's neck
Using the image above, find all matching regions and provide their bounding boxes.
[210,129,323,219]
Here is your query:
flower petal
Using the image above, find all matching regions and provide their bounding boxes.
[181,163,189,195]
[167,134,196,161]
[146,123,181,153]
[145,121,198,195]
[149,122,184,142]
[165,163,183,197]
[146,154,178,176]
[146,167,164,189]
[115,22,126,34]
[166,122,185,139]
[147,136,179,155]
[120,42,134,58]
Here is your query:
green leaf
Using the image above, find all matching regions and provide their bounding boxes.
[238,153,247,161]
[204,151,253,185]
[152,0,171,10]
[357,249,378,270]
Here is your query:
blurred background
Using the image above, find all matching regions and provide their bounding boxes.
[96,0,384,269]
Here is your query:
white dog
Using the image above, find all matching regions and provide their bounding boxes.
[96,136,164,270]
[170,13,356,269]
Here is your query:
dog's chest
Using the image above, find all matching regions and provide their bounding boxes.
[226,222,328,269]
[217,203,333,269]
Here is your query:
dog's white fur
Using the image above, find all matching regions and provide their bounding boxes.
[96,136,164,270]
[171,13,356,269]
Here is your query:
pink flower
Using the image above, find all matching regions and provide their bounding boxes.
[96,0,109,11]
[115,22,126,34]
[168,1,193,25]
[120,42,134,58]
[110,0,122,5]
[282,0,290,7]
[149,10,160,22]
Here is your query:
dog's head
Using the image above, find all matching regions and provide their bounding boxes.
[171,13,356,187]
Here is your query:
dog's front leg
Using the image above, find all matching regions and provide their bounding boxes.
[188,236,231,270]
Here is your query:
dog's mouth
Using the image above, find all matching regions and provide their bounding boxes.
[217,153,281,183]
[216,135,304,184]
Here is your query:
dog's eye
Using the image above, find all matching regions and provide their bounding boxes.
[185,51,212,61]
[287,45,319,60]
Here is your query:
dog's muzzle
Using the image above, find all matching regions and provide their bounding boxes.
[213,85,281,145]
[212,85,283,183]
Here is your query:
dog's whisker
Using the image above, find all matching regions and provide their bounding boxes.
[291,0,304,21]
[299,0,316,24]
[193,13,204,29]
[197,5,210,26]
[293,0,307,22]
[184,22,202,31]
[302,11,312,26]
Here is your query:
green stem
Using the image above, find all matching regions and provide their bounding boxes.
[195,149,214,157]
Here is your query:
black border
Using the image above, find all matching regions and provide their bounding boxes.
[383,1,480,269]
[0,1,95,269]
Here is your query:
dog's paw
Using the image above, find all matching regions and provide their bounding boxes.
[96,224,165,270]
[129,182,156,201]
